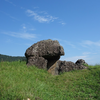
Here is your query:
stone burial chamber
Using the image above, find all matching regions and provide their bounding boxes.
[25,39,88,75]
[25,39,64,70]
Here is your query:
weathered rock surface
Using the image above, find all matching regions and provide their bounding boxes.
[58,61,77,73]
[57,59,88,74]
[25,39,88,75]
[25,39,64,70]
[75,59,88,65]
[26,56,48,69]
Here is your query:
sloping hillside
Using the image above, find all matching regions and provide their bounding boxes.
[0,61,100,100]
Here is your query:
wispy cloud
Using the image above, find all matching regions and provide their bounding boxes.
[21,24,35,32]
[63,40,75,48]
[0,11,19,21]
[82,52,91,55]
[61,54,97,65]
[21,24,27,32]
[53,38,76,48]
[59,21,66,25]
[61,55,88,63]
[21,7,25,9]
[81,40,100,47]
[33,7,39,9]
[82,52,97,56]
[2,32,36,40]
[59,40,100,65]
[60,51,99,65]
[23,26,26,29]
[61,23,66,25]
[5,0,16,6]
[26,9,58,23]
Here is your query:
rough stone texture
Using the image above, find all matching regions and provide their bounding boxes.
[25,39,64,58]
[57,59,88,74]
[47,59,88,75]
[75,59,88,65]
[27,56,48,69]
[58,60,76,73]
[25,39,88,75]
[25,39,64,70]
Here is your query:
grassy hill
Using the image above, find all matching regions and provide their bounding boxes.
[0,54,26,62]
[0,61,100,100]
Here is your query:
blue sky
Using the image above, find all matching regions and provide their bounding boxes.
[0,0,100,65]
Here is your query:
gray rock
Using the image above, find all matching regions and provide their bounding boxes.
[27,56,48,69]
[25,39,88,75]
[75,59,88,65]
[58,60,77,73]
[25,39,64,70]
[57,60,88,74]
[25,39,64,58]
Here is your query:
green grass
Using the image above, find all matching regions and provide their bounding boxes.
[0,61,100,100]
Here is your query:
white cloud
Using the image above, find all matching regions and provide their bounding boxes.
[21,24,35,32]
[2,32,36,40]
[61,23,66,25]
[60,51,99,65]
[26,9,58,23]
[59,40,100,65]
[59,22,66,25]
[79,40,100,65]
[23,26,26,29]
[82,40,100,46]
